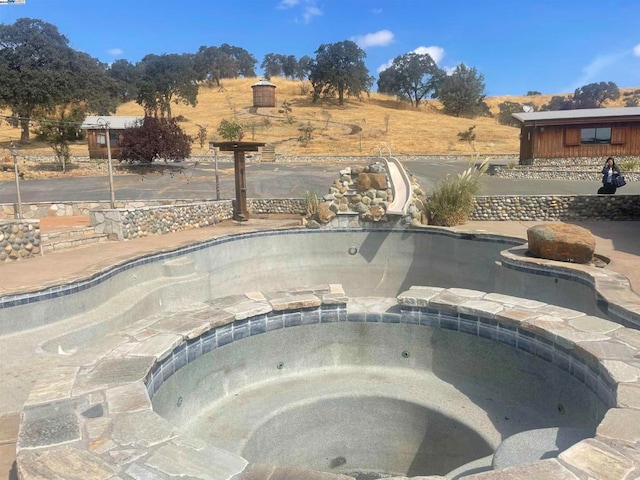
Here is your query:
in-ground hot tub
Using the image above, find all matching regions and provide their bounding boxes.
[152,319,605,478]
[15,227,640,480]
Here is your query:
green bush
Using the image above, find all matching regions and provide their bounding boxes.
[619,159,638,171]
[426,160,487,226]
[305,191,320,217]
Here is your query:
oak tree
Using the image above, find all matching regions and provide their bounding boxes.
[309,40,373,105]
[377,53,444,108]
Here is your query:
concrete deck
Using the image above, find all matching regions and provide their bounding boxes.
[0,216,639,478]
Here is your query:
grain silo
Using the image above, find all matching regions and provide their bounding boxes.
[252,79,276,108]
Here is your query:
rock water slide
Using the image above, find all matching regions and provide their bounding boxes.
[375,150,412,216]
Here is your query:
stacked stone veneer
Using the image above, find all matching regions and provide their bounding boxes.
[0,220,40,262]
[470,195,640,221]
[306,163,427,229]
[15,282,640,479]
[91,201,234,240]
[494,156,640,181]
[90,199,306,240]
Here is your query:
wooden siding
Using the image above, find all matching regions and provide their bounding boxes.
[523,122,640,159]
[86,130,124,160]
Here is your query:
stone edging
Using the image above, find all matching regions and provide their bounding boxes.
[0,220,40,262]
[16,282,640,479]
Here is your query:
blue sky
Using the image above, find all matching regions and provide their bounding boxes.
[1,0,640,97]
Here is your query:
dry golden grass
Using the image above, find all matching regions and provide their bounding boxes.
[1,77,637,159]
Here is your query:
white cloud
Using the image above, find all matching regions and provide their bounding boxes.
[353,29,394,49]
[278,0,299,8]
[107,48,124,56]
[278,0,322,23]
[376,59,393,73]
[569,51,627,91]
[377,45,445,73]
[633,44,640,57]
[412,46,444,64]
[371,8,383,14]
[302,4,322,23]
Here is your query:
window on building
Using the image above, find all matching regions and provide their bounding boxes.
[580,127,611,144]
[96,133,106,145]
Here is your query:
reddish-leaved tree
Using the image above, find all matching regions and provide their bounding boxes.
[119,117,192,163]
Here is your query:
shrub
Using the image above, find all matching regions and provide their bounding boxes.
[305,191,320,217]
[426,160,488,226]
[619,159,638,171]
[217,119,244,141]
[120,117,192,163]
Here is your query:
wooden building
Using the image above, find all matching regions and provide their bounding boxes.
[512,107,640,164]
[80,116,143,160]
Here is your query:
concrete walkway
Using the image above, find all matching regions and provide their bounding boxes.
[0,216,639,478]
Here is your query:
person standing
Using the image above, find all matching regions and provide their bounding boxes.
[600,157,621,194]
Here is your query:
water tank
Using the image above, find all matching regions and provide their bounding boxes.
[252,79,276,108]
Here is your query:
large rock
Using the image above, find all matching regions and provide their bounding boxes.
[316,202,336,224]
[527,223,595,264]
[357,173,388,191]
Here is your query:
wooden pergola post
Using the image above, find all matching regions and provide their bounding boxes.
[211,141,265,221]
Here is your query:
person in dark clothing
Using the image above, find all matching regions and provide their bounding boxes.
[600,157,621,194]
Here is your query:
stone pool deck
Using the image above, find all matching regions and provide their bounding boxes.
[1,217,639,478]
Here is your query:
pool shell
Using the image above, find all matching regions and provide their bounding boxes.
[12,226,640,479]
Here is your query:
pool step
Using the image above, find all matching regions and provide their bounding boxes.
[41,226,110,253]
[162,257,197,277]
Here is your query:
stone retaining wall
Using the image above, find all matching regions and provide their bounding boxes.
[91,201,234,240]
[0,220,40,262]
[470,195,640,221]
[90,199,306,240]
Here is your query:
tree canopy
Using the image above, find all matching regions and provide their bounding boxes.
[136,53,199,119]
[573,81,620,108]
[541,81,621,110]
[309,40,373,105]
[0,18,114,140]
[107,59,141,104]
[260,53,285,80]
[437,64,488,118]
[377,52,444,108]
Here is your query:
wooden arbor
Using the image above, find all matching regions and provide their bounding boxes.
[211,141,265,221]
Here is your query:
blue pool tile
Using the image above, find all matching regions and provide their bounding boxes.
[250,317,267,335]
[497,326,517,347]
[570,361,586,383]
[440,314,459,331]
[233,320,250,341]
[348,313,366,323]
[174,344,187,372]
[365,312,382,323]
[535,341,553,362]
[201,330,216,354]
[266,313,284,331]
[458,318,478,336]
[552,348,571,372]
[187,338,202,363]
[419,312,439,328]
[382,313,401,324]
[301,308,321,325]
[320,307,340,323]
[162,360,174,382]
[516,332,535,354]
[399,310,420,325]
[216,325,233,346]
[478,323,497,341]
[284,312,302,328]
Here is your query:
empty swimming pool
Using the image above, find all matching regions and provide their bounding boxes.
[14,226,640,480]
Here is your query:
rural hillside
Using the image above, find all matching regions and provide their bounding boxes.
[0,77,636,159]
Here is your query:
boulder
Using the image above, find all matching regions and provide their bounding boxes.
[316,202,336,224]
[527,223,595,264]
[356,173,388,191]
